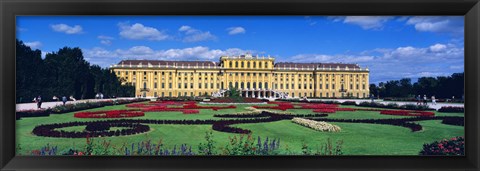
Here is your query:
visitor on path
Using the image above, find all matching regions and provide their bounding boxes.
[370,94,374,103]
[431,95,436,105]
[416,95,421,105]
[423,95,427,105]
[36,95,42,109]
[62,96,67,105]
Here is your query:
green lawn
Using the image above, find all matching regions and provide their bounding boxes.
[16,102,464,155]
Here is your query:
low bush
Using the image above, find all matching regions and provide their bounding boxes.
[419,137,464,155]
[341,101,357,105]
[16,109,52,120]
[438,106,464,113]
[74,110,144,118]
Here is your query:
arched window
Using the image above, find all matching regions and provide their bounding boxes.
[253,62,256,68]
[253,82,256,89]
[259,82,263,89]
[265,62,268,68]
[235,61,238,68]
[143,82,147,88]
[229,61,232,68]
[259,62,262,68]
[241,82,244,89]
[247,62,250,68]
[265,82,268,89]
[235,82,239,88]
[229,82,233,88]
[241,61,244,68]
[247,82,250,89]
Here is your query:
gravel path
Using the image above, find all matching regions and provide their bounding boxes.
[16,98,137,111]
[306,98,464,110]
[16,97,463,111]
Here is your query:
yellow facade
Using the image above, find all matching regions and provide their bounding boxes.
[110,54,370,98]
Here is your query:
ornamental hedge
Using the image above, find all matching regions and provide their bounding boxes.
[437,106,464,113]
[74,110,145,118]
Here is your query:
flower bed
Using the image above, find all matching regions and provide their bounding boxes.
[51,98,149,114]
[16,109,52,120]
[210,97,265,103]
[379,110,435,117]
[312,109,336,113]
[32,121,151,138]
[437,106,464,113]
[292,118,341,132]
[74,110,144,118]
[420,137,464,155]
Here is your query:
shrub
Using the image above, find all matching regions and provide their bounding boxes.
[16,109,52,120]
[341,101,357,105]
[438,106,464,113]
[379,110,435,117]
[74,110,144,118]
[419,137,464,155]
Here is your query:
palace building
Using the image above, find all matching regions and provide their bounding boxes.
[110,54,370,99]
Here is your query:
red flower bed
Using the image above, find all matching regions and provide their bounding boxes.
[380,110,435,117]
[74,110,144,118]
[312,109,336,113]
[182,110,200,114]
[253,103,294,111]
[298,103,339,109]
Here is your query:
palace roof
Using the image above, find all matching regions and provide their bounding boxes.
[274,62,360,69]
[118,60,217,67]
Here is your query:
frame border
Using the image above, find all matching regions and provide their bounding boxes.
[1,0,479,170]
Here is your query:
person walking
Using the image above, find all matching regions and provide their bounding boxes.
[62,96,67,105]
[423,95,427,106]
[431,95,436,105]
[36,95,42,109]
[416,95,421,105]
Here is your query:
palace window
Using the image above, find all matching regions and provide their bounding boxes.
[205,83,208,89]
[259,73,262,76]
[247,82,250,89]
[265,82,268,89]
[253,73,256,76]
[259,63,262,68]
[320,84,322,89]
[199,83,202,89]
[241,62,244,68]
[133,72,136,75]
[178,83,181,89]
[247,62,250,68]
[265,62,268,68]
[291,84,294,89]
[125,71,128,74]
[253,62,256,68]
[253,82,256,89]
[169,83,172,89]
[229,61,232,67]
[235,82,239,88]
[326,84,329,89]
[259,82,263,89]
[299,84,302,89]
[350,84,353,89]
[363,84,366,90]
[154,83,158,89]
[154,72,157,75]
[235,61,238,68]
[286,84,289,89]
[241,82,244,89]
[184,83,187,89]
[356,84,359,89]
[281,84,283,89]
[332,84,335,89]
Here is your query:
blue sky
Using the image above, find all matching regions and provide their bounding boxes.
[16,16,464,84]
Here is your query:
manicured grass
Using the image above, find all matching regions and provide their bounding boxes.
[16,102,464,155]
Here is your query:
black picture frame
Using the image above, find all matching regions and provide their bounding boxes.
[1,0,479,170]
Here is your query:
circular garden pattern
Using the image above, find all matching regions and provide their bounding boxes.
[32,101,464,138]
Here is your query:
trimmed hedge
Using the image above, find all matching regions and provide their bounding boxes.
[420,137,464,155]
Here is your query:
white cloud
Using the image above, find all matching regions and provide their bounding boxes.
[406,16,464,34]
[227,27,246,35]
[118,23,169,41]
[429,43,447,52]
[24,41,42,49]
[330,16,393,30]
[286,42,464,83]
[97,35,114,45]
[50,24,83,34]
[83,46,258,67]
[178,25,216,42]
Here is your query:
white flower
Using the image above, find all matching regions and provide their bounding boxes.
[292,118,341,132]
